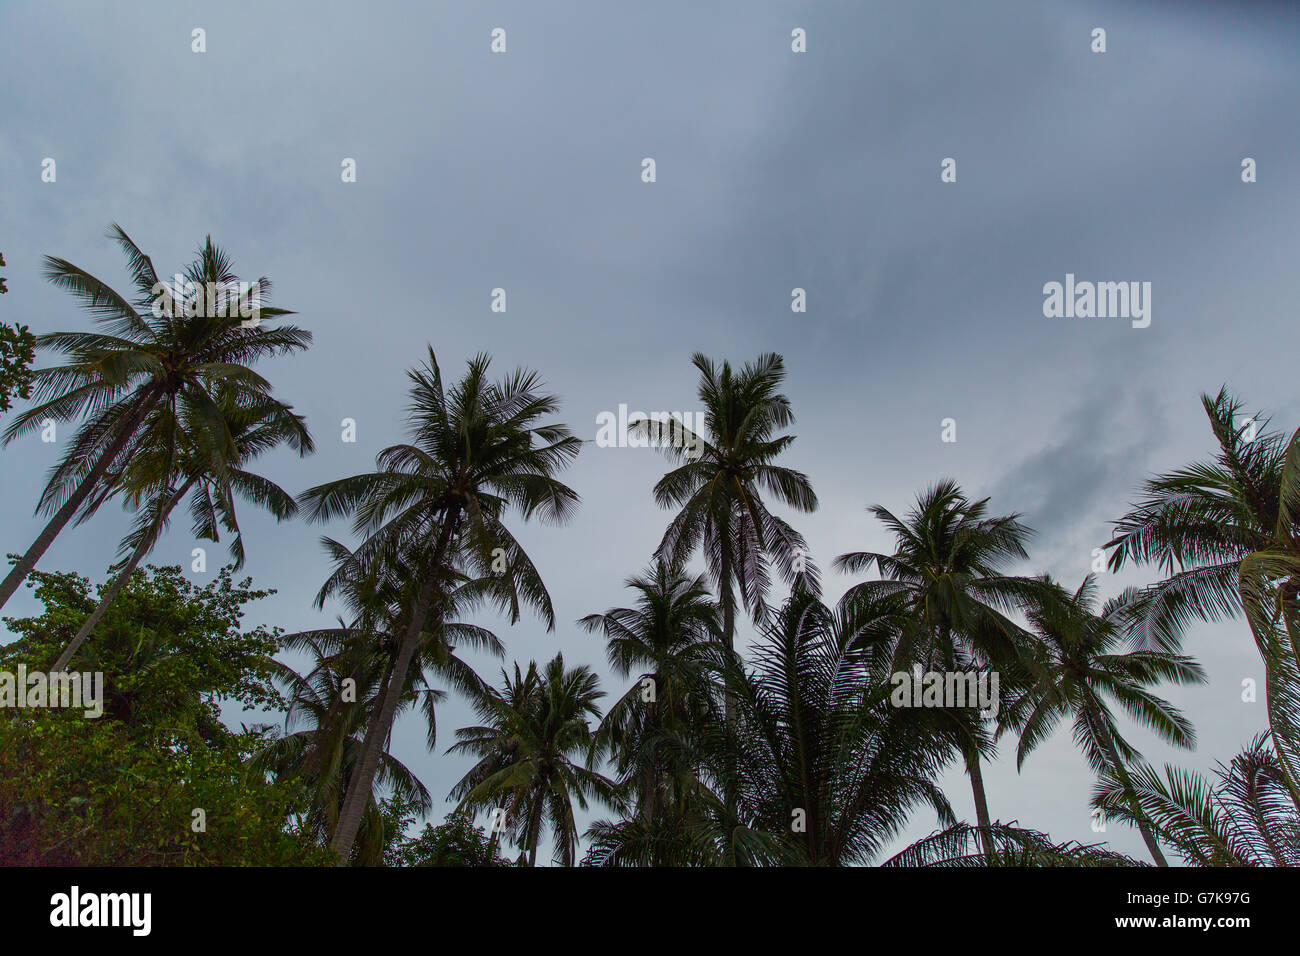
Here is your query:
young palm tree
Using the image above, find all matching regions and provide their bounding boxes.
[51,389,312,670]
[0,225,309,610]
[1009,575,1205,866]
[580,561,721,859]
[300,349,581,862]
[267,538,508,866]
[289,541,503,789]
[882,822,1140,867]
[1095,734,1300,866]
[834,480,1042,859]
[251,645,434,866]
[1105,387,1300,802]
[450,653,618,866]
[586,590,954,866]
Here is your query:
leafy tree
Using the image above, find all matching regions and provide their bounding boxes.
[0,249,36,414]
[0,316,36,414]
[3,564,287,727]
[0,564,327,864]
[0,225,309,612]
[0,713,329,865]
[390,811,507,867]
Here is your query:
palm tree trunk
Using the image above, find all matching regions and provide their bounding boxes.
[717,532,739,824]
[0,395,156,612]
[52,477,195,672]
[1090,704,1168,866]
[1242,608,1300,810]
[1271,582,1300,808]
[962,745,998,861]
[526,796,547,866]
[329,511,461,864]
[718,535,736,690]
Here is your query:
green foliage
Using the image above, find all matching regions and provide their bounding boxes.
[1105,387,1300,800]
[5,335,1300,868]
[1095,733,1300,866]
[0,563,329,864]
[0,321,36,415]
[0,226,311,598]
[882,822,1142,867]
[388,811,506,867]
[451,652,616,866]
[3,564,289,730]
[0,711,329,865]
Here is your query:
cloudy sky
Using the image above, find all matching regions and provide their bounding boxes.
[2,0,1298,863]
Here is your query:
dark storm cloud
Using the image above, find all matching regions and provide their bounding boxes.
[987,386,1168,576]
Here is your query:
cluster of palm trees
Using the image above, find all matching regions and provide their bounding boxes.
[3,229,1297,866]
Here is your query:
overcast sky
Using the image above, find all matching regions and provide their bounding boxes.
[2,0,1298,864]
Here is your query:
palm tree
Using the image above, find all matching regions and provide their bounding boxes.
[580,561,721,861]
[51,389,312,670]
[639,352,819,666]
[252,644,434,866]
[1009,575,1205,866]
[287,542,503,797]
[882,822,1140,867]
[637,352,819,819]
[834,480,1042,859]
[1095,734,1300,866]
[450,653,618,866]
[584,590,954,866]
[300,349,581,862]
[0,225,309,610]
[1105,387,1300,803]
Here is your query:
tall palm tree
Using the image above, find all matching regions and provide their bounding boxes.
[450,653,618,866]
[1105,387,1300,803]
[639,352,820,665]
[1095,734,1300,866]
[580,561,721,860]
[0,224,309,610]
[52,388,312,670]
[834,480,1042,859]
[300,349,581,862]
[1009,575,1205,866]
[638,352,819,818]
